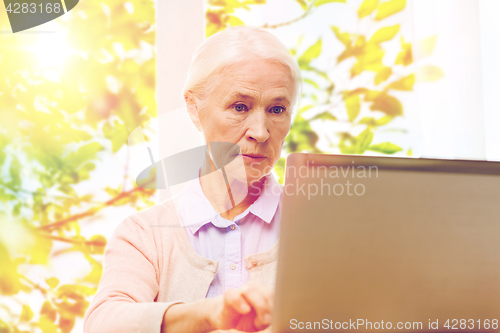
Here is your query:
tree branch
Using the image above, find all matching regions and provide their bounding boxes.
[37,182,154,231]
[122,144,130,193]
[38,233,107,247]
[20,275,48,296]
[260,0,318,29]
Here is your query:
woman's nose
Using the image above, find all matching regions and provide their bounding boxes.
[246,111,270,143]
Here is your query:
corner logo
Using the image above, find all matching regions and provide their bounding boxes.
[3,0,79,33]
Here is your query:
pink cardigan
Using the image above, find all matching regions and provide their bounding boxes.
[83,199,279,333]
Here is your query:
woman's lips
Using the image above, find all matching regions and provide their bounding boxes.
[239,154,266,163]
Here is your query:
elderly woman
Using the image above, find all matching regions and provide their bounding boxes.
[83,25,301,333]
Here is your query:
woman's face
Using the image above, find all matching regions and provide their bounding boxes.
[190,59,295,185]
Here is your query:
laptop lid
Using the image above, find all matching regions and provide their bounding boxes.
[273,153,500,333]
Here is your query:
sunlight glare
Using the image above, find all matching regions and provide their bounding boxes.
[30,28,73,69]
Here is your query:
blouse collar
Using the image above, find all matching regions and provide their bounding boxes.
[175,172,282,235]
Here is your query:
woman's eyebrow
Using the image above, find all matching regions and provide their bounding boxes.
[224,92,255,103]
[223,92,291,105]
[271,96,291,105]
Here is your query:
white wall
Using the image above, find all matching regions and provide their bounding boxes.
[411,0,486,160]
[157,0,205,202]
[479,0,500,161]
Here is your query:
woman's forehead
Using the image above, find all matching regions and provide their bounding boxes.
[213,61,295,96]
[221,90,293,106]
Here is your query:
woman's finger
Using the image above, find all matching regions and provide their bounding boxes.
[209,328,272,333]
[223,288,252,315]
[255,284,275,309]
[239,285,272,329]
[245,283,275,314]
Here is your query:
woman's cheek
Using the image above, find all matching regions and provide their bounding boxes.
[225,112,246,126]
[273,119,291,138]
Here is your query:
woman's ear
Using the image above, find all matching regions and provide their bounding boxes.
[184,91,203,132]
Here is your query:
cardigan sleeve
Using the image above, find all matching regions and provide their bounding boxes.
[83,216,183,333]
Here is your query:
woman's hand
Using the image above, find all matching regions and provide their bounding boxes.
[206,282,274,332]
[209,327,272,333]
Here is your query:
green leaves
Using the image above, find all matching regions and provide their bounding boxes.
[41,301,57,323]
[103,120,129,153]
[298,39,322,68]
[63,142,104,170]
[0,242,22,295]
[368,142,403,154]
[227,16,244,26]
[7,156,21,190]
[340,131,401,155]
[350,42,385,77]
[0,1,164,331]
[387,74,415,91]
[358,0,379,18]
[359,115,393,126]
[286,113,320,154]
[369,25,400,44]
[331,26,351,48]
[417,65,444,82]
[20,305,34,322]
[84,262,103,285]
[38,314,58,332]
[395,37,412,66]
[45,277,60,289]
[314,0,346,6]
[340,128,374,154]
[416,36,437,59]
[206,0,266,37]
[54,284,90,318]
[369,92,403,116]
[310,111,337,121]
[374,66,392,85]
[356,128,374,153]
[295,0,307,9]
[303,78,320,89]
[343,92,361,121]
[87,235,107,254]
[375,0,406,20]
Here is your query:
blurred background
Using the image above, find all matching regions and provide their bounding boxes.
[1,0,499,331]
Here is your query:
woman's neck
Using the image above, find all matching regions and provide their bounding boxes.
[199,163,266,221]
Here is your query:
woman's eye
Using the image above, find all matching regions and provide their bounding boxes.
[270,106,285,114]
[233,104,247,112]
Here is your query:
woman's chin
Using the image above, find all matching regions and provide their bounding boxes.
[223,166,267,185]
[244,165,271,184]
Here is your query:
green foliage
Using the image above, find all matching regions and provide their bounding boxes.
[358,0,378,18]
[298,39,322,68]
[417,65,444,81]
[369,92,403,116]
[314,0,346,7]
[369,25,400,44]
[416,36,437,59]
[0,0,157,331]
[387,74,415,91]
[396,37,413,66]
[375,0,406,20]
[368,142,403,154]
[206,0,267,37]
[344,92,361,121]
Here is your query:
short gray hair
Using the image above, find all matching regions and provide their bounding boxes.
[182,25,302,109]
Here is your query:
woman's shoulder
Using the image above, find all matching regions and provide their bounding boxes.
[115,199,182,243]
[125,198,181,226]
[108,199,185,261]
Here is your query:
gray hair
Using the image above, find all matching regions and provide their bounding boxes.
[182,25,302,110]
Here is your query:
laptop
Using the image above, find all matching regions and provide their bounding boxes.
[273,153,500,332]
